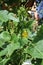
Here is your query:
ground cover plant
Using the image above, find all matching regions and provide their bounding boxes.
[0,0,43,65]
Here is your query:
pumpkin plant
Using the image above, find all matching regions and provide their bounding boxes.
[0,6,43,65]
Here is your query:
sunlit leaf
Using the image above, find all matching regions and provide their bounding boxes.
[0,31,11,42]
[24,40,43,59]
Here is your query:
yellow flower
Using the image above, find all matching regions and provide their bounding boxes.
[22,30,28,38]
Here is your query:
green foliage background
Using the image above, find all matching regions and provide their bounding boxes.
[0,0,43,65]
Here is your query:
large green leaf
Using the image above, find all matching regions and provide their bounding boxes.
[0,31,11,42]
[0,31,11,48]
[0,10,19,24]
[0,48,7,57]
[0,10,8,22]
[0,42,20,57]
[6,42,20,56]
[24,40,43,59]
[8,13,19,22]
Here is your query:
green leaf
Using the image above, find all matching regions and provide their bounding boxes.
[0,21,3,26]
[33,25,43,43]
[24,40,43,59]
[6,42,20,56]
[0,42,20,57]
[0,39,5,47]
[0,31,11,47]
[0,48,7,57]
[19,38,28,47]
[0,58,10,65]
[41,60,43,65]
[0,31,11,42]
[0,10,8,22]
[8,13,19,22]
[11,33,19,43]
